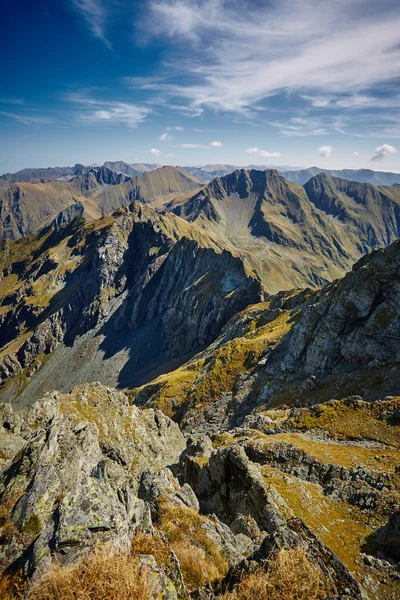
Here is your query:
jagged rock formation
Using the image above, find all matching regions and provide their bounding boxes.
[0,384,185,582]
[1,381,386,599]
[0,202,262,403]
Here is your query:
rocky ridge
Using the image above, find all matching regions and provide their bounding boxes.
[0,202,263,404]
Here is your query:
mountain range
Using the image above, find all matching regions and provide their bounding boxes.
[0,160,399,599]
[2,161,400,187]
[0,165,202,240]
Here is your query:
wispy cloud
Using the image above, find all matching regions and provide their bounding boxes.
[173,140,223,149]
[142,1,400,116]
[318,145,334,158]
[159,126,184,141]
[67,93,151,128]
[245,147,281,159]
[149,148,173,159]
[180,143,205,148]
[0,111,55,125]
[370,143,397,162]
[260,150,281,158]
[0,98,25,106]
[71,0,111,48]
[159,132,171,141]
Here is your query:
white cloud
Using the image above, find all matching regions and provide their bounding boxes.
[143,1,400,114]
[175,126,184,131]
[176,141,222,149]
[159,132,171,141]
[246,147,259,154]
[68,93,151,128]
[311,98,330,107]
[149,149,174,160]
[370,143,398,162]
[353,151,360,155]
[318,145,334,158]
[260,150,281,158]
[245,147,281,158]
[71,0,110,48]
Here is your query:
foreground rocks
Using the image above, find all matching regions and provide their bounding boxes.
[3,382,395,598]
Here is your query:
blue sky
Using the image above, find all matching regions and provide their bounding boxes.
[1,0,400,173]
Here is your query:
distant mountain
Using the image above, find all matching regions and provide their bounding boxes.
[281,166,400,186]
[0,166,202,240]
[0,163,90,187]
[184,164,400,187]
[102,161,144,178]
[172,169,400,292]
[183,167,215,183]
[0,162,163,189]
[96,165,203,215]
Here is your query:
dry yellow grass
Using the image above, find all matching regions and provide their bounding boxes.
[26,550,154,600]
[222,547,325,600]
[157,500,229,590]
[131,533,173,572]
[0,575,26,600]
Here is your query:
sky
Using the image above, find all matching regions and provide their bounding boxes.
[1,0,400,173]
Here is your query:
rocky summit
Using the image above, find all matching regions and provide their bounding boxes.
[0,168,399,600]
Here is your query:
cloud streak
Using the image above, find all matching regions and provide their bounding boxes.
[143,1,400,116]
[67,93,151,128]
[71,0,111,48]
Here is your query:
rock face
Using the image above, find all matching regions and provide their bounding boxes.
[0,202,263,403]
[0,383,185,577]
[271,238,400,380]
[134,239,400,429]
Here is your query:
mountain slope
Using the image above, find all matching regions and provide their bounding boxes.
[134,237,400,429]
[97,165,202,214]
[102,160,144,177]
[172,169,400,292]
[0,166,202,240]
[0,202,263,404]
[304,174,400,252]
